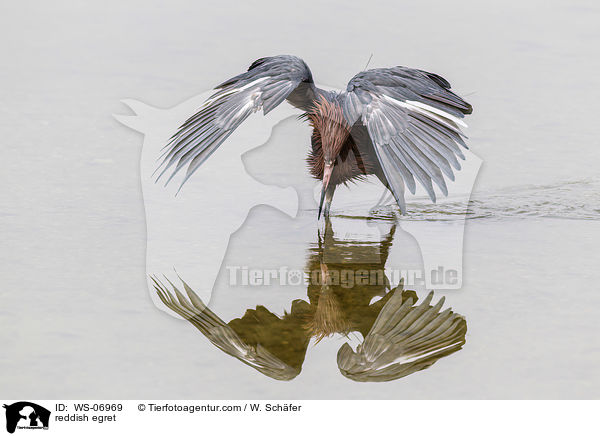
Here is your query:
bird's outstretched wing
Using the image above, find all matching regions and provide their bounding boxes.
[156,55,320,189]
[341,67,472,212]
[337,291,467,382]
[152,276,301,381]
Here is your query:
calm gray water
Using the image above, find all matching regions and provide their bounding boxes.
[1,0,599,399]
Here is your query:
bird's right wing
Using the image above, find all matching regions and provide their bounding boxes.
[337,291,467,382]
[152,276,300,381]
[156,55,320,189]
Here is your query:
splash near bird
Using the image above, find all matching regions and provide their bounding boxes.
[156,55,473,217]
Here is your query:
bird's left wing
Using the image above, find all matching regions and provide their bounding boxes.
[152,276,301,381]
[341,67,472,212]
[156,55,320,188]
[337,291,467,382]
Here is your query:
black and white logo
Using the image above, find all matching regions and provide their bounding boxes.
[3,402,50,433]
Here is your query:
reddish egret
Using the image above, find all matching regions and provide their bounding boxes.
[157,55,473,218]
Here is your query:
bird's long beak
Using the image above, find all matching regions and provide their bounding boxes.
[318,163,334,219]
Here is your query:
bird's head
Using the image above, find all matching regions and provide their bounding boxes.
[305,96,351,217]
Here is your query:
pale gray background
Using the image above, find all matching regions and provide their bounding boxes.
[1,0,599,398]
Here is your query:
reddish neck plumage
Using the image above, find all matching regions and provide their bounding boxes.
[306,97,350,164]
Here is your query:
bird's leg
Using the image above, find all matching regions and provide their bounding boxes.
[322,184,336,218]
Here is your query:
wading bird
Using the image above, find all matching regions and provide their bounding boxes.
[157,55,472,217]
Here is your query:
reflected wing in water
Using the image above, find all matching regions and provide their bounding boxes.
[152,276,301,381]
[337,291,467,382]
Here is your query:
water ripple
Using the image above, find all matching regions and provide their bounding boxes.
[348,178,600,222]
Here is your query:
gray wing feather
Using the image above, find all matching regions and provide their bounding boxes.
[152,276,300,381]
[156,55,319,190]
[373,144,408,212]
[337,290,467,382]
[342,66,472,212]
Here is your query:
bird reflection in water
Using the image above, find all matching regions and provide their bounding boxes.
[153,218,467,382]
